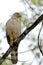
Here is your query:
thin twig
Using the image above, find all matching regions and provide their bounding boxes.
[38,21,43,55]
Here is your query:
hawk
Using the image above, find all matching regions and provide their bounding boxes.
[6,12,21,64]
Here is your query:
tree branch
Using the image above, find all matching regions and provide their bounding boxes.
[0,14,43,65]
[38,21,43,55]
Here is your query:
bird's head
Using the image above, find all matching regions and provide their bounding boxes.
[12,12,21,18]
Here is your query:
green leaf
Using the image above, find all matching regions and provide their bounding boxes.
[1,52,4,55]
[31,0,35,4]
[2,60,12,65]
[36,53,40,58]
[22,63,24,65]
[38,0,41,5]
[27,22,33,27]
[2,60,8,65]
[31,0,42,6]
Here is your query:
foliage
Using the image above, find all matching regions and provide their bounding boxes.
[22,63,24,65]
[2,60,12,65]
[31,0,43,6]
[36,53,40,58]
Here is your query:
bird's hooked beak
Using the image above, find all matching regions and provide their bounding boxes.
[15,12,22,18]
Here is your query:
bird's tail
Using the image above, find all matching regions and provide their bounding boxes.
[11,50,18,64]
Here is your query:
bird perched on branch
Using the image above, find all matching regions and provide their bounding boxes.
[6,12,21,64]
